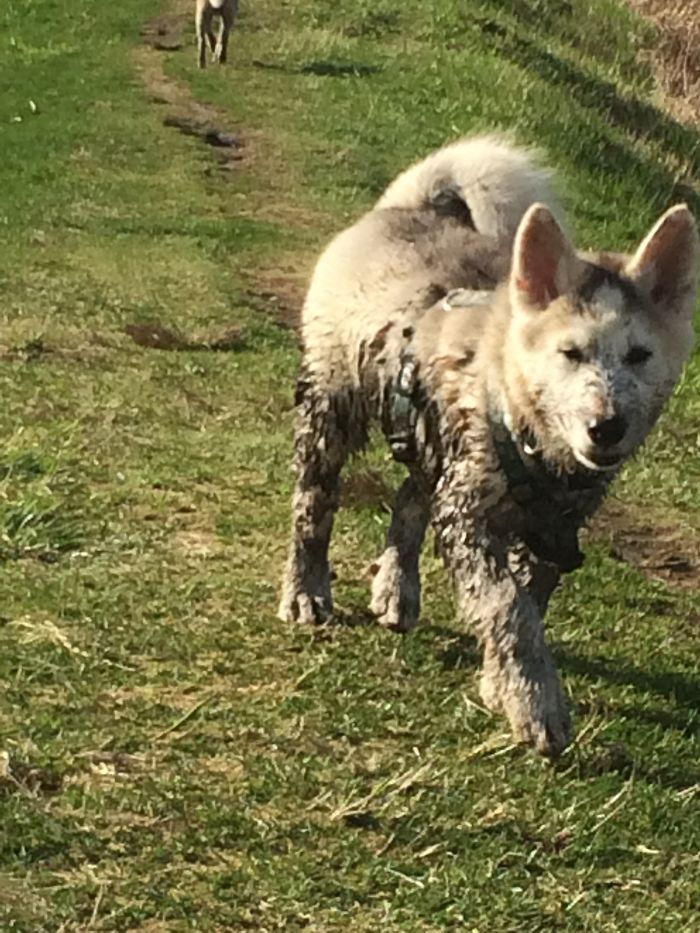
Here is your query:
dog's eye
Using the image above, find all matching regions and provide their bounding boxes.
[560,346,585,364]
[624,345,652,366]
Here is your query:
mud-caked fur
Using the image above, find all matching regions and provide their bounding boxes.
[279,135,698,757]
[195,0,238,69]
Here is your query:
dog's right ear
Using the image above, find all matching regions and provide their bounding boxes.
[510,204,578,313]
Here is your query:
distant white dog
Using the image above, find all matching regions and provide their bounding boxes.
[195,0,238,69]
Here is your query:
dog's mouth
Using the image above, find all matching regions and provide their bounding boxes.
[573,448,624,472]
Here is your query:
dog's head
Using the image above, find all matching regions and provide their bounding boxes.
[504,203,698,471]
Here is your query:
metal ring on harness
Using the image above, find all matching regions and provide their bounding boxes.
[441,288,493,311]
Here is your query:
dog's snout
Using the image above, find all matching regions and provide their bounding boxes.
[587,414,626,448]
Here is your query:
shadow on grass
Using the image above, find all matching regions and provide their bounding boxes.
[560,649,700,712]
[425,624,481,671]
[473,15,700,213]
[557,736,699,789]
[319,605,377,632]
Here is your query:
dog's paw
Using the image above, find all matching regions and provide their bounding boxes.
[368,550,420,633]
[480,654,572,758]
[278,589,333,625]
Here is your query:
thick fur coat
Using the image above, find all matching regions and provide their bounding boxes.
[279,136,698,757]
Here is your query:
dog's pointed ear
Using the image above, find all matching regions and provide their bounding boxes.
[510,204,578,312]
[626,204,699,318]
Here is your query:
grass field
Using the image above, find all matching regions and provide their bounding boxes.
[1,0,699,929]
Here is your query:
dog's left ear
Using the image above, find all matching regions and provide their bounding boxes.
[511,204,580,313]
[626,204,699,318]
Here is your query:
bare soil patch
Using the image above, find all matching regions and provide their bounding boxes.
[123,320,246,352]
[240,281,304,332]
[140,12,189,52]
[589,499,700,592]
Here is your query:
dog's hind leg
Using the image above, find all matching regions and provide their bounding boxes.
[279,379,365,625]
[196,13,207,68]
[369,474,430,631]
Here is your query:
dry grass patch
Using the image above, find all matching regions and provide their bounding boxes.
[630,1,700,121]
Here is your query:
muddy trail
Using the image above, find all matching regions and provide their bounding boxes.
[135,3,305,330]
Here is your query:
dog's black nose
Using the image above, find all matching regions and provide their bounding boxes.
[588,415,626,448]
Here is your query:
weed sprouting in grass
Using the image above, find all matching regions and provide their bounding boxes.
[0,445,90,562]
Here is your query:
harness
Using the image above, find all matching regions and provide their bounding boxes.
[489,413,604,571]
[388,350,420,463]
[388,288,490,463]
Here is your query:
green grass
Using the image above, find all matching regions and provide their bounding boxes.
[1,0,699,929]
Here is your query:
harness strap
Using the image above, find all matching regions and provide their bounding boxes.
[388,288,493,464]
[389,353,419,463]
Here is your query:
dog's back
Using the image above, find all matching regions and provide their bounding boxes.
[302,137,564,390]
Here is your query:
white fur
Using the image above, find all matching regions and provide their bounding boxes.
[302,137,563,392]
[377,136,566,243]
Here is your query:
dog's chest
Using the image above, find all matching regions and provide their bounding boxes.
[486,459,606,572]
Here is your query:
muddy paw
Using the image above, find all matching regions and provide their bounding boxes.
[368,549,420,633]
[480,655,572,758]
[278,589,333,625]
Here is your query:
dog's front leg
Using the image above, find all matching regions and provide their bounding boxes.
[196,19,207,69]
[477,585,571,758]
[433,491,571,757]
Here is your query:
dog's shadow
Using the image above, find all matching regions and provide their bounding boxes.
[425,623,481,670]
[333,610,698,719]
[560,648,699,706]
[252,59,380,79]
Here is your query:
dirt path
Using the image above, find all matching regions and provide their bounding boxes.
[135,7,247,176]
[133,1,307,328]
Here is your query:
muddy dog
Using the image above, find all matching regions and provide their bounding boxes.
[196,0,238,69]
[278,136,698,757]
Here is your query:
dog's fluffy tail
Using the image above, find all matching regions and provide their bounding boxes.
[376,135,565,246]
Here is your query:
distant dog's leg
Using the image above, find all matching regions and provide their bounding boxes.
[206,15,217,55]
[215,5,234,64]
[279,380,364,625]
[432,475,571,758]
[196,7,208,69]
[369,475,430,631]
